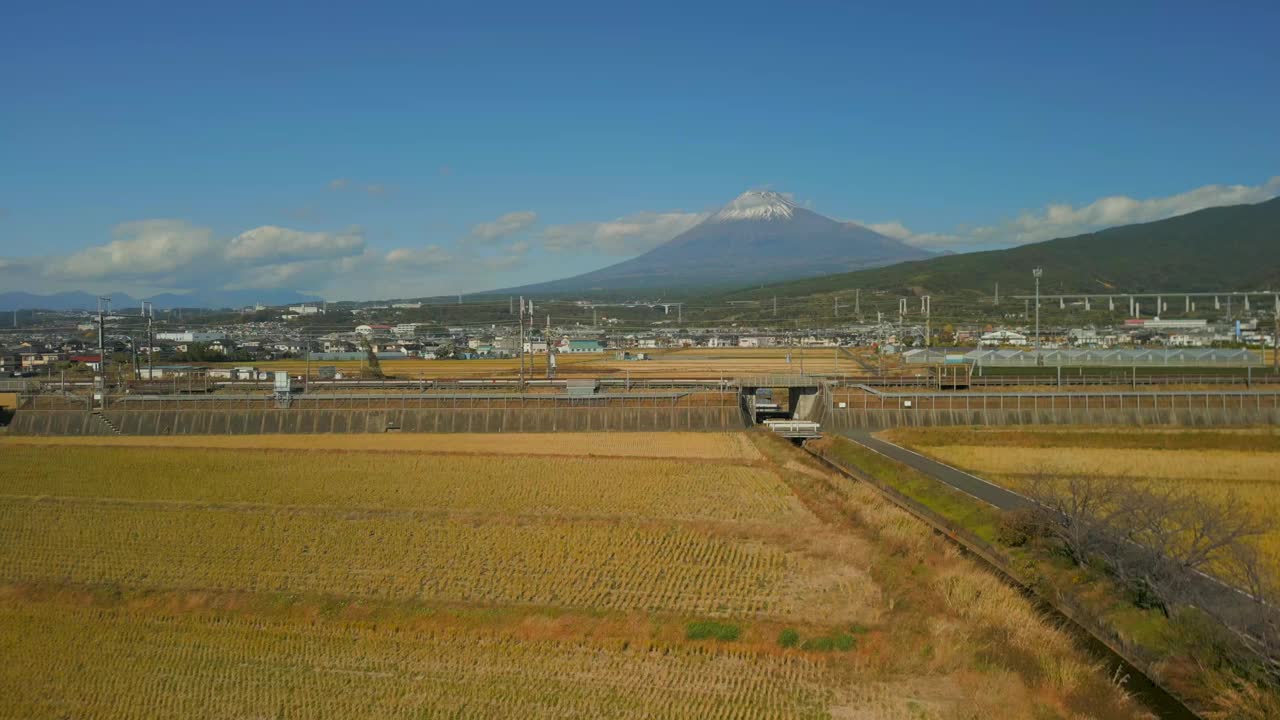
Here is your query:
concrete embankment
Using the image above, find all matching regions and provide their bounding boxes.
[9,406,745,435]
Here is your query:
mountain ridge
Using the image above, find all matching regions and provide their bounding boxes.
[720,196,1280,300]
[498,190,932,295]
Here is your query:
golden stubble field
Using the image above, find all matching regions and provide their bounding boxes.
[0,432,1148,719]
[883,427,1280,570]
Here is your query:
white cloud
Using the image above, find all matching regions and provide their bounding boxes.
[855,176,1280,250]
[464,211,538,245]
[227,226,364,263]
[542,210,709,255]
[860,220,963,249]
[385,245,454,268]
[40,219,375,295]
[970,176,1280,246]
[51,220,217,280]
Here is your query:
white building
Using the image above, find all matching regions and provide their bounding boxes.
[289,304,324,315]
[979,330,1027,347]
[156,331,225,343]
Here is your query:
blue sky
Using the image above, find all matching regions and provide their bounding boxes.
[2,0,1278,300]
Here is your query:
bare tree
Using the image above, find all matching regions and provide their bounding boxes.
[1023,467,1130,568]
[1226,541,1280,672]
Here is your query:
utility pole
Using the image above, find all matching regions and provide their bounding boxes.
[96,296,110,407]
[129,335,140,380]
[994,282,999,306]
[854,288,861,320]
[924,296,932,347]
[143,301,154,382]
[518,297,526,388]
[1033,267,1043,366]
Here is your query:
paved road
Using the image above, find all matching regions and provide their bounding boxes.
[839,430,1272,642]
[842,430,1034,511]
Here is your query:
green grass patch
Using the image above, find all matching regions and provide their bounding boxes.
[685,620,740,642]
[777,628,799,648]
[822,437,1003,544]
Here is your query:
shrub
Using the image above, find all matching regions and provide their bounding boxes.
[800,632,856,652]
[996,508,1038,547]
[777,628,799,648]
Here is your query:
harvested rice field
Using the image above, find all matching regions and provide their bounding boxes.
[0,432,1149,719]
[0,431,762,459]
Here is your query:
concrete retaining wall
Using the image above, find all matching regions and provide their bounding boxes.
[9,406,745,436]
[827,406,1280,429]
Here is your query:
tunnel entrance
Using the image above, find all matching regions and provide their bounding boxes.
[736,375,825,437]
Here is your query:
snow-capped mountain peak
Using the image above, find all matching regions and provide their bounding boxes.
[712,190,798,222]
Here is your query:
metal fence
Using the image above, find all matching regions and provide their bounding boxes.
[830,388,1280,414]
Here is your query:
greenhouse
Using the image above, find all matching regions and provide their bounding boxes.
[902,347,1262,367]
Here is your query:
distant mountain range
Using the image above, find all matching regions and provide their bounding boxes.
[500,190,933,295]
[725,196,1280,300]
[0,289,323,312]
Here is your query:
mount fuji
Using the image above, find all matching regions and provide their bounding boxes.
[505,191,932,294]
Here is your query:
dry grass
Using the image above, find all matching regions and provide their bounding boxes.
[0,431,761,460]
[922,445,1279,483]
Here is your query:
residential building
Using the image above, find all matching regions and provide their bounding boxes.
[156,331,225,343]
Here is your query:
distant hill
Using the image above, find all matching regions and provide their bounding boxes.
[0,289,322,311]
[725,196,1280,299]
[500,190,932,295]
